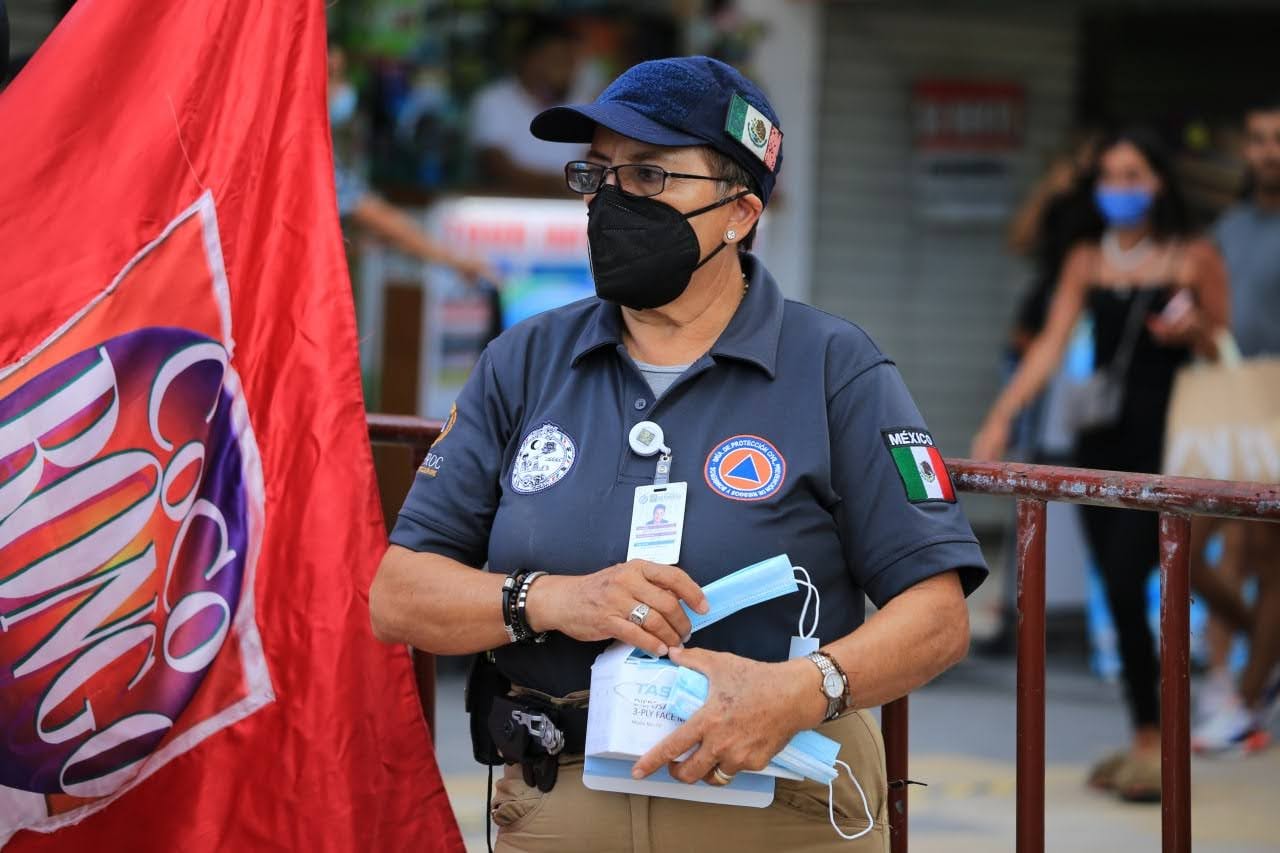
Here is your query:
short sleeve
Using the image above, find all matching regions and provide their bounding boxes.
[389,349,513,567]
[829,361,987,607]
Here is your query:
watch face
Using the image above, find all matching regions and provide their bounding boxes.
[822,671,844,699]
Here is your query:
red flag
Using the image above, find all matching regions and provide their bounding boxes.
[0,2,461,850]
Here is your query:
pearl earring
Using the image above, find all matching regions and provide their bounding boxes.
[726,229,737,241]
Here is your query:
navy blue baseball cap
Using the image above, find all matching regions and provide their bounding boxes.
[531,55,784,205]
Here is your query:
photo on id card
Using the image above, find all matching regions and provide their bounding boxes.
[626,482,686,564]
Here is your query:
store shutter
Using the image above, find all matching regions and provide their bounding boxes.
[811,4,1078,524]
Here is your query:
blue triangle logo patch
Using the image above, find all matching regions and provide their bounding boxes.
[726,455,761,483]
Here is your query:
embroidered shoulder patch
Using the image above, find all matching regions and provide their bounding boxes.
[511,423,577,494]
[418,403,458,478]
[882,428,956,503]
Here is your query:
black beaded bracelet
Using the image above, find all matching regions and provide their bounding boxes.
[516,571,548,645]
[502,569,548,644]
[501,570,528,644]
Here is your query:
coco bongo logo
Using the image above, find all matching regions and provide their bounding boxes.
[0,193,271,840]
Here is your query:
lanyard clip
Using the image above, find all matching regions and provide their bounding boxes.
[654,451,673,486]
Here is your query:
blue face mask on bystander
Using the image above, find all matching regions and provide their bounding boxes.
[1094,186,1154,227]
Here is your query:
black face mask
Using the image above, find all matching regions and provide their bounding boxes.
[586,184,749,310]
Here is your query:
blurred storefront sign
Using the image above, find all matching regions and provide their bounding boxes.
[358,196,591,418]
[911,80,1026,223]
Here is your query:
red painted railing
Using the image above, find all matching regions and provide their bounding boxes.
[366,414,1280,853]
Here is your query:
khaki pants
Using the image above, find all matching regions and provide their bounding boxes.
[491,710,889,853]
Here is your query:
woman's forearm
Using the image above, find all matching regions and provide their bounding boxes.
[823,571,970,710]
[369,545,510,654]
[988,335,1061,424]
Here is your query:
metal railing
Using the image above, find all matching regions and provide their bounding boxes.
[367,414,1280,853]
[926,460,1280,853]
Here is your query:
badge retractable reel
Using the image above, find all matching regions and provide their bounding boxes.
[625,421,686,565]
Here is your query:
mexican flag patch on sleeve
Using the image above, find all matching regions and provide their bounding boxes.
[883,428,956,503]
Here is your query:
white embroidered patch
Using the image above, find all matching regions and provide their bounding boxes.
[511,423,577,494]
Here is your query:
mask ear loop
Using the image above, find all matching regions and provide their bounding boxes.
[828,759,875,841]
[793,567,821,639]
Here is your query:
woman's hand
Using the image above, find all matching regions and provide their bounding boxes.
[631,647,823,784]
[453,255,502,287]
[526,561,709,657]
[1147,290,1205,348]
[971,415,1011,461]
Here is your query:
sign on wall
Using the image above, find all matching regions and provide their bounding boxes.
[911,80,1026,223]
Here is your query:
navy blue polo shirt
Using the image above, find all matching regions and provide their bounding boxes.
[390,254,987,698]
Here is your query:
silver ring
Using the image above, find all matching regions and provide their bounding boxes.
[712,766,735,785]
[628,603,651,626]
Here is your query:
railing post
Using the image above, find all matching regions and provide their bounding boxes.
[883,696,909,853]
[1159,513,1192,853]
[1016,498,1046,853]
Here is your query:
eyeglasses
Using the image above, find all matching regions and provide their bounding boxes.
[564,160,724,198]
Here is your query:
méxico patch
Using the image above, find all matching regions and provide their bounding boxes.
[883,428,955,503]
[724,93,782,172]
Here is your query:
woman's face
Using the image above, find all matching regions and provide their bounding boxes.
[1097,140,1162,196]
[585,126,753,260]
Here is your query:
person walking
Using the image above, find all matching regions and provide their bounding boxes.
[1191,99,1280,754]
[973,128,1229,802]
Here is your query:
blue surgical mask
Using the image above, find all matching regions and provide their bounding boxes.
[667,666,840,781]
[665,665,875,840]
[1094,187,1154,227]
[682,554,799,633]
[329,83,357,127]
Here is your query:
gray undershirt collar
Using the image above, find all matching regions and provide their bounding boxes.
[633,359,691,399]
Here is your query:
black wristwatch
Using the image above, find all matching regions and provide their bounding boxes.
[806,651,850,722]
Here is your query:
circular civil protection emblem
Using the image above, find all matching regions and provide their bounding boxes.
[704,434,786,502]
[511,422,577,494]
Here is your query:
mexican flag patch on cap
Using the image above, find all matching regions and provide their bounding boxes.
[883,428,956,503]
[725,92,782,172]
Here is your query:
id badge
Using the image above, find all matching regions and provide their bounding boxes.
[626,482,687,565]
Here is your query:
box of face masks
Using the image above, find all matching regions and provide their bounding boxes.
[582,555,811,805]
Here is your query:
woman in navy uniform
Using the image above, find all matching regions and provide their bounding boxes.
[371,56,987,852]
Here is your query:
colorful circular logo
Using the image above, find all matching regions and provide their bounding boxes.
[749,117,768,147]
[704,434,786,502]
[0,327,258,797]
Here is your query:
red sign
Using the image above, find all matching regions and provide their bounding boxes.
[912,80,1026,150]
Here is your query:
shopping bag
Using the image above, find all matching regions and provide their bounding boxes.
[1163,335,1280,483]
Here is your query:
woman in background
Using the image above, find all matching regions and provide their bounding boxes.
[973,128,1228,802]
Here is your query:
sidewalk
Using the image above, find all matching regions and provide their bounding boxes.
[433,656,1280,852]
